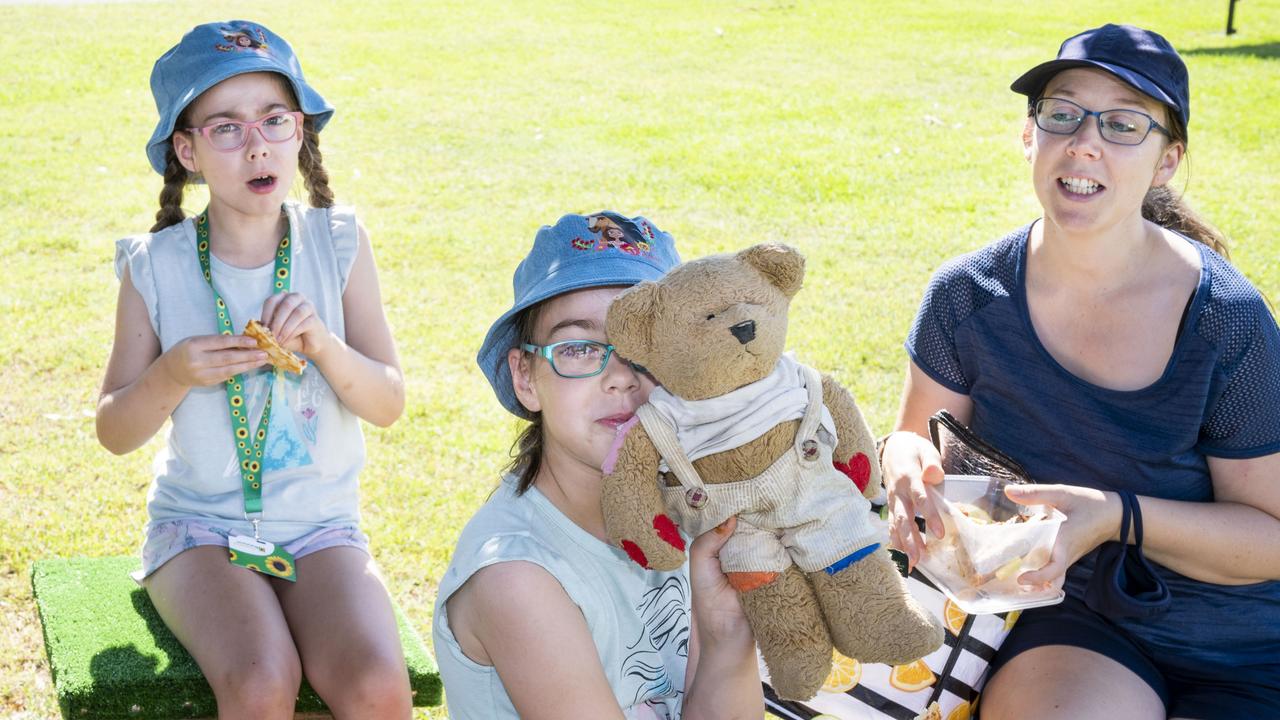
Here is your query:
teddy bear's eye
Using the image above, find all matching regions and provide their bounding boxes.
[705,313,716,321]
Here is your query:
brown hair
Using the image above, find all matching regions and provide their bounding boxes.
[149,113,334,232]
[504,304,545,496]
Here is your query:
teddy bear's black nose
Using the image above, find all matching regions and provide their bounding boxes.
[729,320,756,344]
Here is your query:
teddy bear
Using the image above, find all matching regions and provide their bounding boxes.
[600,243,944,700]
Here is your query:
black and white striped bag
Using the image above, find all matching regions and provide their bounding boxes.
[762,563,1020,720]
[763,412,1033,719]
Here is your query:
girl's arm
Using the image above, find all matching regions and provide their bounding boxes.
[1012,453,1280,586]
[680,517,763,720]
[448,561,628,720]
[96,268,267,454]
[263,223,404,427]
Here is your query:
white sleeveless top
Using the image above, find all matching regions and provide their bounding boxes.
[114,202,365,542]
[433,475,690,719]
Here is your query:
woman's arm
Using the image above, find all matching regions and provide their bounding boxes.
[681,518,762,720]
[263,223,404,427]
[96,268,267,454]
[882,362,973,566]
[447,561,627,720]
[1013,453,1280,586]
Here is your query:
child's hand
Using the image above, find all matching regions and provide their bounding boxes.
[689,517,751,642]
[260,292,331,357]
[161,335,267,387]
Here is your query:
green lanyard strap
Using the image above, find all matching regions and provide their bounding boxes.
[195,210,292,517]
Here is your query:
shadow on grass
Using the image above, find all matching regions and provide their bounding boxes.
[80,589,213,718]
[1183,43,1280,60]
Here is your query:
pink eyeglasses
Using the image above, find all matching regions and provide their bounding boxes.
[186,111,304,152]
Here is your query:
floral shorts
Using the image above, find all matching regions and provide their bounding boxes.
[136,520,369,582]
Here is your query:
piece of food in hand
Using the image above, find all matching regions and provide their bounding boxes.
[953,502,1046,526]
[993,555,1024,581]
[244,319,307,374]
[953,502,994,524]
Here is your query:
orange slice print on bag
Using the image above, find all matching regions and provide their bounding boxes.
[943,598,967,635]
[821,649,862,693]
[890,659,936,692]
[946,700,973,720]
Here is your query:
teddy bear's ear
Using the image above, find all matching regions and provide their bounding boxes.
[738,243,805,298]
[606,281,662,364]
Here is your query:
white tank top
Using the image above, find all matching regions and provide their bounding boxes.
[433,475,690,719]
[114,201,364,542]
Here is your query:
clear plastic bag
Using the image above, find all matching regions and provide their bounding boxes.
[916,475,1065,614]
[914,412,1067,613]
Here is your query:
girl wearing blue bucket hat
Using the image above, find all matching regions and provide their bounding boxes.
[433,213,764,718]
[97,21,411,718]
[882,24,1280,719]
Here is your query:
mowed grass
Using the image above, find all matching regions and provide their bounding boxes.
[1,1,1277,717]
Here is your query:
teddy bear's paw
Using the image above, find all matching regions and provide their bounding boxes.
[740,565,832,701]
[725,571,779,592]
[808,550,944,665]
[616,513,687,570]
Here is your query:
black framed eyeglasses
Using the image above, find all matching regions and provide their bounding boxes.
[521,340,649,379]
[1033,97,1170,146]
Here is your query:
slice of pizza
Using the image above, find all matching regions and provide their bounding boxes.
[244,319,307,374]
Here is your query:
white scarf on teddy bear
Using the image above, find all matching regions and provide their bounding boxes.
[643,353,837,467]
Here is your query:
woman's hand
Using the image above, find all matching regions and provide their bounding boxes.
[1003,484,1122,586]
[882,431,947,569]
[160,334,267,387]
[688,517,751,641]
[260,292,333,357]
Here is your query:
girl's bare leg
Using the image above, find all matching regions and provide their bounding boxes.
[145,546,302,720]
[274,547,412,720]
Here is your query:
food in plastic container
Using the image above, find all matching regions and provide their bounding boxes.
[916,475,1067,614]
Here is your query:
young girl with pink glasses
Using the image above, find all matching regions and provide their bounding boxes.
[97,21,411,718]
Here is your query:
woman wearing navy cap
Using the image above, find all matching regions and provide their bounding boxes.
[882,24,1280,719]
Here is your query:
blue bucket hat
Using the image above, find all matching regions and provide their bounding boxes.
[478,212,681,419]
[1010,24,1190,127]
[146,20,334,175]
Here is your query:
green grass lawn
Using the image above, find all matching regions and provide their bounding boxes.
[2,1,1277,717]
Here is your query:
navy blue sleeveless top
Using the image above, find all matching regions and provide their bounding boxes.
[906,223,1280,667]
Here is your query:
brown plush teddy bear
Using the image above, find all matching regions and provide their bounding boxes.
[601,243,944,700]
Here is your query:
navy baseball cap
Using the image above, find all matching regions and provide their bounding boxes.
[146,20,334,175]
[1011,24,1190,126]
[477,212,681,419]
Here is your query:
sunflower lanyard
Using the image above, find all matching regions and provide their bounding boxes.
[196,209,298,582]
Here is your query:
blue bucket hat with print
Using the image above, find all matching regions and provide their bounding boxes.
[146,20,334,175]
[478,212,681,419]
[1010,23,1190,127]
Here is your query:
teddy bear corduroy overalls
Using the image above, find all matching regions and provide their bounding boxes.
[637,364,884,575]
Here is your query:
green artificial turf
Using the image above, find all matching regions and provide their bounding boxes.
[31,557,440,719]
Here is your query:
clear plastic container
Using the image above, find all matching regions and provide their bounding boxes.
[915,475,1067,614]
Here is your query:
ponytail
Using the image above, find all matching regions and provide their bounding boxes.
[1143,113,1230,259]
[150,146,190,232]
[1142,185,1229,259]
